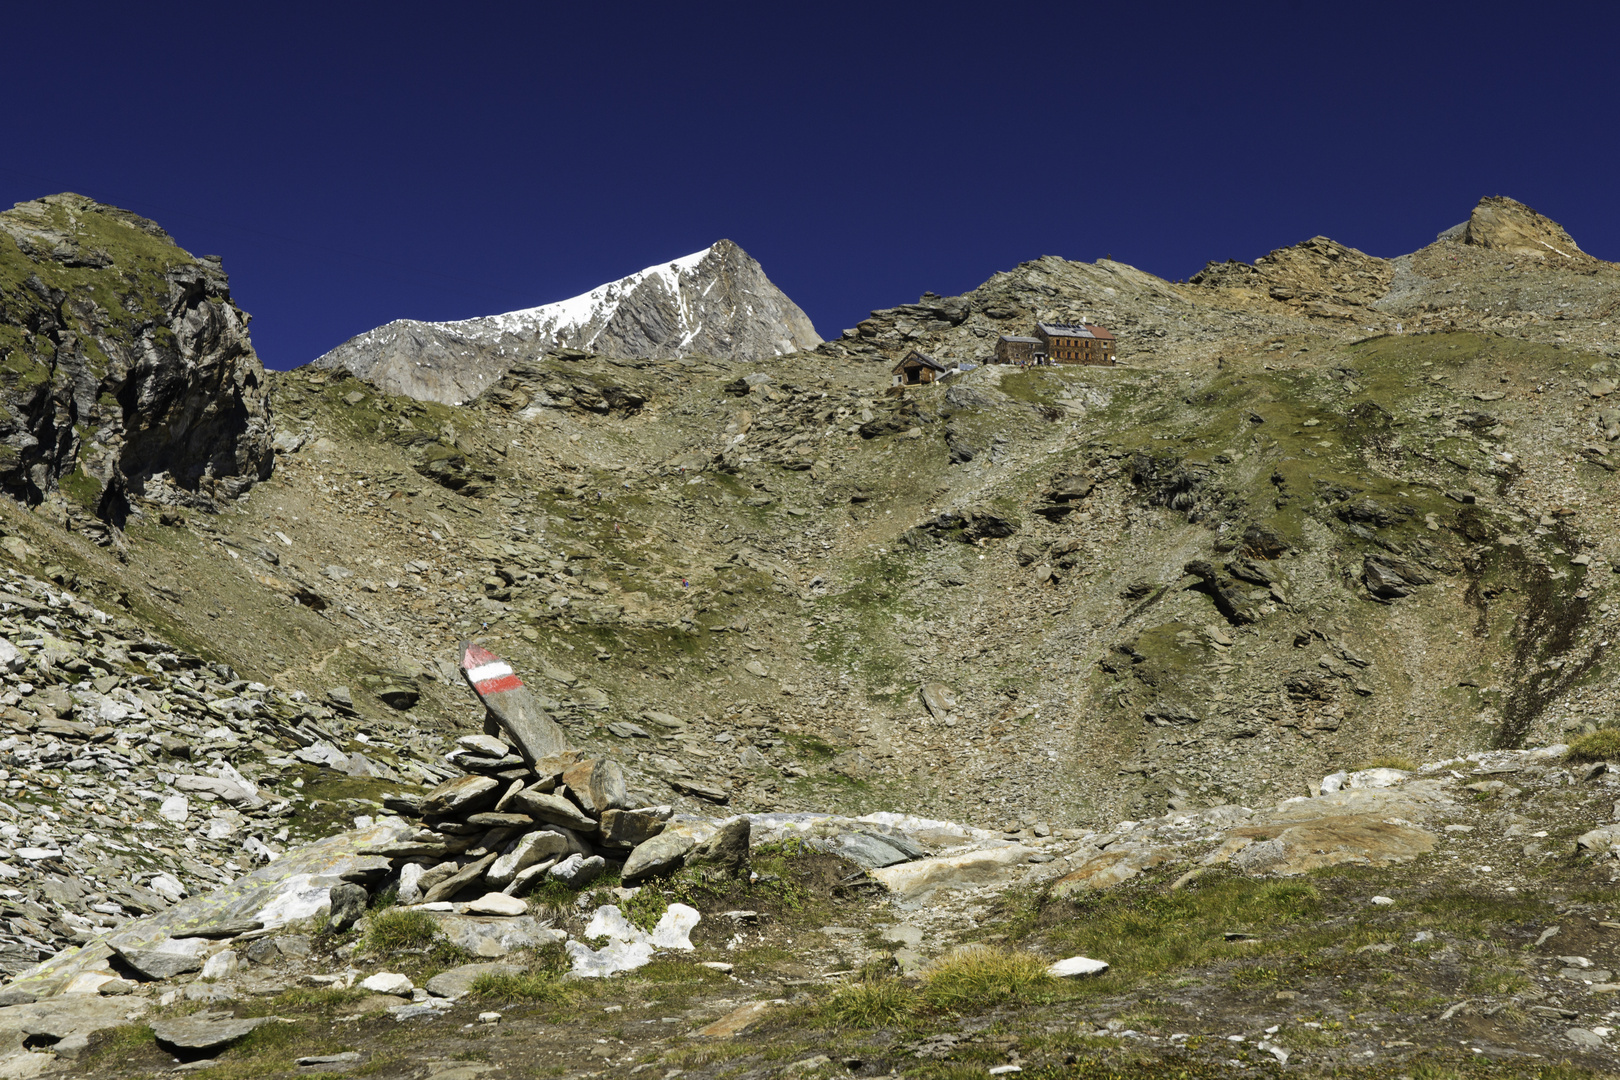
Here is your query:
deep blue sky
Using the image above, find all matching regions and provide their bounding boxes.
[5,2,1617,370]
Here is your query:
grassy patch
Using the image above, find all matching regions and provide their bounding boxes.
[1352,754,1420,771]
[920,947,1056,1012]
[364,907,438,952]
[822,976,917,1028]
[1566,727,1620,762]
[470,969,579,1005]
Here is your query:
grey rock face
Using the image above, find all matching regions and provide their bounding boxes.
[0,193,273,520]
[312,240,822,404]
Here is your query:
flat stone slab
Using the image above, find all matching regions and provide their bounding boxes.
[1051,845,1174,897]
[868,843,1033,904]
[696,1001,772,1038]
[151,1014,276,1054]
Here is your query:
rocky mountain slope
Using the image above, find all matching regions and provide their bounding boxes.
[312,240,822,405]
[0,195,273,534]
[0,193,1615,1076]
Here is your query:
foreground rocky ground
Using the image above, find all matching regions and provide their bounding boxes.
[0,735,1612,1079]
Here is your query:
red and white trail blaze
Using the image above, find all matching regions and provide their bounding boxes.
[463,645,522,696]
[458,641,570,763]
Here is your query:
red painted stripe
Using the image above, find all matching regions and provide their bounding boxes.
[475,674,523,695]
[463,644,499,669]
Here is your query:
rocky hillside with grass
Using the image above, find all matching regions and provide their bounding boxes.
[0,194,273,532]
[0,193,1616,1078]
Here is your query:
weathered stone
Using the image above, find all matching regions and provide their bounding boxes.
[509,787,598,832]
[599,807,669,849]
[486,831,570,888]
[1048,956,1109,978]
[151,1014,275,1055]
[869,843,1034,904]
[560,758,629,816]
[422,852,499,904]
[696,1000,773,1038]
[548,853,606,888]
[687,817,750,875]
[920,683,957,720]
[1051,845,1174,897]
[327,882,369,932]
[420,776,500,817]
[359,972,414,995]
[113,936,211,979]
[459,642,570,764]
[622,830,698,884]
[465,892,527,916]
[427,915,565,958]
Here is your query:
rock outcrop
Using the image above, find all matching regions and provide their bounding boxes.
[312,240,822,405]
[0,194,273,526]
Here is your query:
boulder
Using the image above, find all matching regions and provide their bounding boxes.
[151,1014,275,1057]
[509,788,599,833]
[486,831,570,888]
[687,818,750,875]
[560,758,629,816]
[113,937,211,979]
[420,776,500,817]
[548,853,606,888]
[465,893,527,916]
[869,843,1034,905]
[428,915,564,958]
[599,807,670,849]
[1051,845,1174,897]
[327,882,369,932]
[422,852,499,904]
[622,830,698,884]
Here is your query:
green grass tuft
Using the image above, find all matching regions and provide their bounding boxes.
[1352,755,1419,772]
[920,947,1055,1012]
[1566,727,1620,763]
[822,977,916,1027]
[469,970,579,1004]
[363,907,438,952]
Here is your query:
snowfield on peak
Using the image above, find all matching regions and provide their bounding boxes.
[312,240,820,405]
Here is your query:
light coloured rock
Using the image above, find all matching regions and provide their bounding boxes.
[548,853,606,888]
[360,972,415,996]
[1048,956,1109,978]
[200,950,239,980]
[397,863,426,905]
[566,937,654,977]
[920,682,957,720]
[696,1000,772,1038]
[486,831,569,888]
[114,937,212,979]
[650,903,700,949]
[465,892,527,916]
[428,914,565,958]
[1052,846,1174,896]
[158,796,190,824]
[869,843,1034,904]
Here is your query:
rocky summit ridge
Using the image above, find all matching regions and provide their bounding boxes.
[0,192,1617,1076]
[312,239,822,405]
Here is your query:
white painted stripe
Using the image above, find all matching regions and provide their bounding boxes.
[466,661,513,682]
